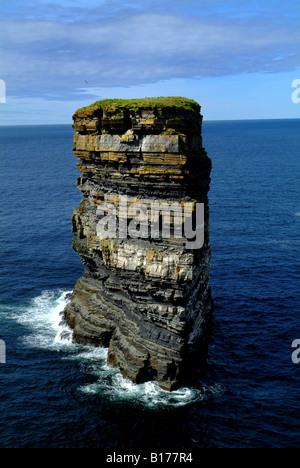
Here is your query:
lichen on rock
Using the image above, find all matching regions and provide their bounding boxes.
[64,97,213,391]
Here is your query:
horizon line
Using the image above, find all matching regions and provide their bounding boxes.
[0,117,299,127]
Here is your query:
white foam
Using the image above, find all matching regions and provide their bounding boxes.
[12,289,223,408]
[15,289,75,351]
[80,369,204,408]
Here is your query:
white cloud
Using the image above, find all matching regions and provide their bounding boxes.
[1,4,299,101]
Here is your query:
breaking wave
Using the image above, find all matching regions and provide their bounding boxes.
[13,289,222,408]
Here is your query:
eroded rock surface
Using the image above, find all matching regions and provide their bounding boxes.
[65,97,213,390]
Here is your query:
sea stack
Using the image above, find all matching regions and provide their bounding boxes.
[65,97,213,391]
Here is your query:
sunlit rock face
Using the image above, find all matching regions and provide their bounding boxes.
[65,97,213,391]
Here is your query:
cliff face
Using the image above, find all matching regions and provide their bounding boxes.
[65,97,213,391]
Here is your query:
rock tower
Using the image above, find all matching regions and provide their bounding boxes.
[65,97,213,390]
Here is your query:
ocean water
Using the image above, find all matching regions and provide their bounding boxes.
[0,119,299,449]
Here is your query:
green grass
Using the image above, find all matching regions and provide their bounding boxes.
[74,96,200,117]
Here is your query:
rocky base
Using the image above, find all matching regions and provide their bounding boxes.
[65,97,213,391]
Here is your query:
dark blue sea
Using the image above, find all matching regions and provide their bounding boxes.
[0,119,299,449]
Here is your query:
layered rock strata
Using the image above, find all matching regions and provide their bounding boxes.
[65,97,213,390]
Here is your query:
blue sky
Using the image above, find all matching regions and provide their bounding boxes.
[0,0,299,124]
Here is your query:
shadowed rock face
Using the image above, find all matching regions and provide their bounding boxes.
[64,97,213,391]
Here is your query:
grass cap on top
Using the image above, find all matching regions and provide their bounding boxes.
[73,96,201,118]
